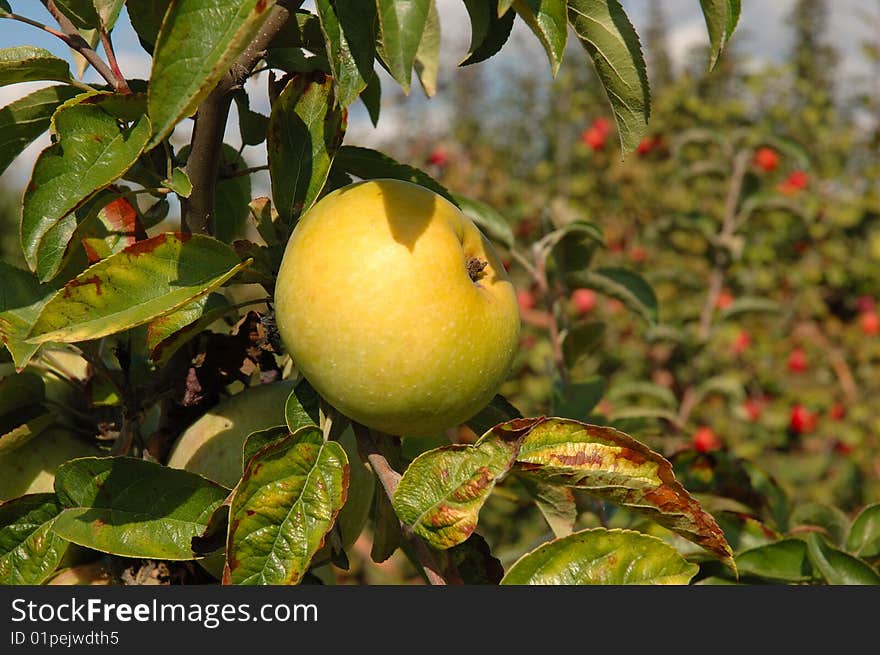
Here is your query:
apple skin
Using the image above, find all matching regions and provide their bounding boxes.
[0,428,101,502]
[166,380,374,553]
[273,179,520,437]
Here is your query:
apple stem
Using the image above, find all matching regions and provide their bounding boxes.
[466,256,488,282]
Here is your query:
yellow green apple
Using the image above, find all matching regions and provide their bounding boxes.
[166,380,374,553]
[0,427,101,501]
[273,179,520,437]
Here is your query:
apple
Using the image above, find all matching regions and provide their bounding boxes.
[790,404,817,434]
[580,127,605,151]
[571,288,596,315]
[753,147,779,172]
[732,330,751,355]
[860,310,879,336]
[47,562,113,585]
[273,179,520,437]
[787,347,808,373]
[0,428,101,501]
[166,380,374,553]
[715,290,734,310]
[692,426,721,453]
[778,170,808,195]
[428,146,448,167]
[828,402,846,421]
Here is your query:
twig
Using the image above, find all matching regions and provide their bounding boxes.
[221,164,269,180]
[42,0,126,93]
[98,25,131,94]
[532,243,568,383]
[184,4,291,235]
[352,424,447,585]
[697,149,750,342]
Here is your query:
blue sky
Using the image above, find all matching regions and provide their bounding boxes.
[1,1,876,191]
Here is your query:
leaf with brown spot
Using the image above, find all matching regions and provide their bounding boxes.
[514,418,734,568]
[225,426,348,585]
[392,419,539,549]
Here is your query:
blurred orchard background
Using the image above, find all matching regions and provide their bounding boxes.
[2,1,879,583]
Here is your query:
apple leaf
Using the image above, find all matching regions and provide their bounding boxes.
[52,457,228,560]
[460,0,516,66]
[439,532,504,584]
[804,532,880,585]
[552,377,606,420]
[0,46,73,86]
[518,476,577,538]
[413,0,440,96]
[847,503,880,559]
[562,323,605,371]
[375,0,430,93]
[465,394,523,436]
[333,145,458,205]
[26,233,251,345]
[513,0,567,75]
[567,0,650,154]
[20,93,151,279]
[0,85,81,176]
[735,539,812,582]
[126,0,171,53]
[315,0,376,108]
[224,427,348,585]
[565,267,659,324]
[0,371,54,455]
[453,193,515,248]
[268,71,347,225]
[242,426,290,474]
[699,0,741,71]
[514,418,734,567]
[284,378,321,433]
[0,262,55,370]
[392,419,538,549]
[147,0,276,148]
[0,494,69,585]
[500,528,699,585]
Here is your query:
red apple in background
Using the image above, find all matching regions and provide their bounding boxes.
[693,426,721,453]
[732,330,751,355]
[629,246,648,263]
[581,127,606,151]
[829,402,846,421]
[716,290,734,310]
[428,146,448,167]
[790,404,817,434]
[856,296,875,313]
[787,347,808,373]
[778,170,809,195]
[860,310,879,336]
[571,288,597,315]
[744,396,765,422]
[753,147,779,172]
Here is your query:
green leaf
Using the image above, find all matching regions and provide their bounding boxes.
[552,377,606,420]
[847,503,880,559]
[0,494,69,585]
[375,0,430,93]
[513,0,567,75]
[515,418,734,566]
[805,533,880,585]
[126,0,172,53]
[359,70,382,126]
[519,476,577,538]
[164,167,192,198]
[461,0,516,66]
[607,381,677,409]
[413,0,440,96]
[392,420,535,549]
[147,0,276,148]
[736,539,812,582]
[465,394,523,436]
[285,378,321,433]
[562,323,605,371]
[21,92,151,280]
[441,532,504,584]
[225,427,348,585]
[0,85,81,176]
[232,89,269,146]
[0,263,54,369]
[315,0,376,108]
[51,0,100,30]
[334,145,457,205]
[268,71,347,225]
[242,426,290,473]
[567,267,658,324]
[146,292,237,366]
[453,193,515,248]
[717,296,781,321]
[699,0,741,71]
[26,233,250,345]
[790,502,850,547]
[567,0,650,153]
[0,46,73,86]
[78,195,144,264]
[370,476,403,563]
[501,528,699,584]
[52,456,228,560]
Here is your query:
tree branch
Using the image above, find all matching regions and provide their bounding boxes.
[183,4,291,235]
[352,424,448,585]
[43,0,126,93]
